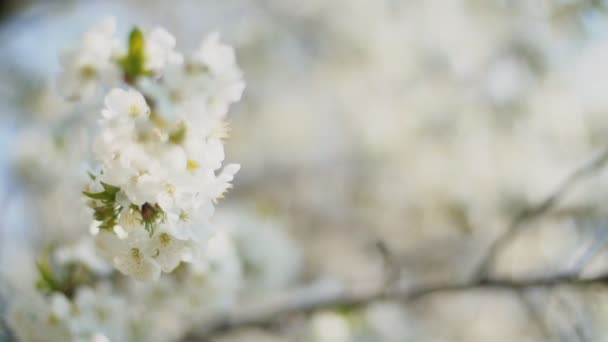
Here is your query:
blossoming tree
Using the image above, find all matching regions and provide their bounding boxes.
[6,1,608,341]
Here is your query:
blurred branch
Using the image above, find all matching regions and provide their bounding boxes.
[554,291,589,342]
[183,147,608,340]
[182,273,608,340]
[567,226,608,276]
[516,291,556,341]
[471,147,608,281]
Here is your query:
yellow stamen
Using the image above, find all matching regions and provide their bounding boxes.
[187,160,199,171]
[129,104,142,117]
[166,183,176,195]
[80,65,97,79]
[131,248,142,264]
[179,210,190,222]
[48,313,60,325]
[160,233,171,247]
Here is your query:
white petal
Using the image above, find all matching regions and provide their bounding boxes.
[150,229,192,271]
[114,225,128,239]
[113,250,160,281]
[50,293,71,319]
[104,88,129,116]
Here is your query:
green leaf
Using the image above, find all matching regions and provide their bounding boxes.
[84,181,123,231]
[100,181,120,195]
[93,202,122,231]
[83,190,113,201]
[83,182,120,202]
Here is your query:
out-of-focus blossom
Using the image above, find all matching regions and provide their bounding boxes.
[58,17,123,100]
[9,287,129,342]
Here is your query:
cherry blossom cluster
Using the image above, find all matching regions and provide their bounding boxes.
[7,207,300,342]
[70,18,244,280]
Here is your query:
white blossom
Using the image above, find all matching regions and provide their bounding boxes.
[9,287,129,342]
[8,292,71,342]
[75,24,244,280]
[54,237,112,275]
[144,28,184,74]
[58,17,122,100]
[95,230,161,281]
[89,85,241,279]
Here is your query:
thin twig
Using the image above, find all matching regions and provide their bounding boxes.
[471,147,608,281]
[567,225,608,276]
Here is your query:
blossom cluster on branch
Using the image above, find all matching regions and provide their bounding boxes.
[8,2,608,341]
[69,18,244,280]
[8,208,301,342]
[5,16,307,342]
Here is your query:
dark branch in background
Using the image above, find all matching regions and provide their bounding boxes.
[183,274,608,341]
[182,147,608,341]
[472,147,608,281]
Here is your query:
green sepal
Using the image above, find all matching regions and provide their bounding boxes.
[36,258,94,298]
[35,259,60,293]
[83,190,114,201]
[100,181,120,196]
[93,202,122,231]
[144,221,156,237]
[118,27,153,83]
[86,171,97,181]
[82,182,120,202]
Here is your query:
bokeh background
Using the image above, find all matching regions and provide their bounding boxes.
[4,0,608,341]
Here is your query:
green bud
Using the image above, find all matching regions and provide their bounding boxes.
[118,27,152,84]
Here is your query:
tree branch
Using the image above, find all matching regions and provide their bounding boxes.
[471,147,608,281]
[182,273,608,340]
